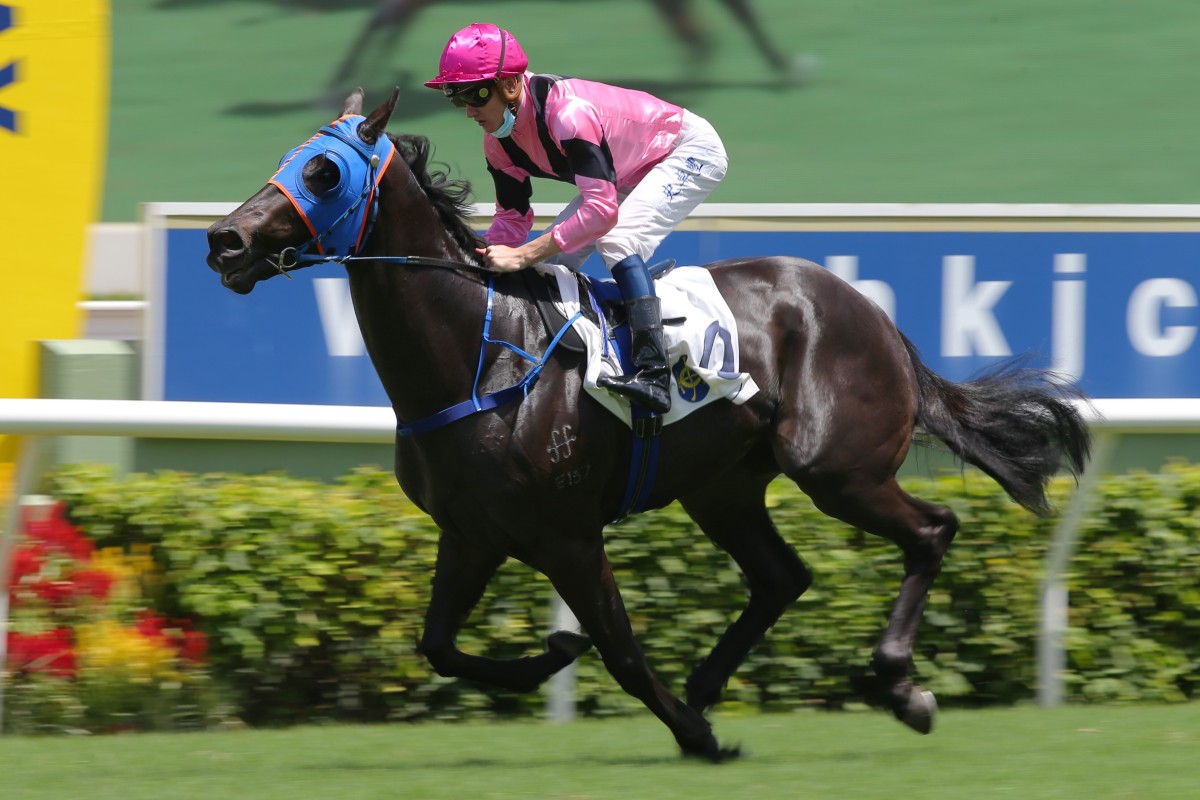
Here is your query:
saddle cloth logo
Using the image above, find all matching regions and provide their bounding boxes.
[672,355,710,403]
[542,264,760,429]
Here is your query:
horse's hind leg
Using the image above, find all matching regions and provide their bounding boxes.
[536,535,738,762]
[803,475,959,734]
[418,531,592,692]
[678,473,813,714]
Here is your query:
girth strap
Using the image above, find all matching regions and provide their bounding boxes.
[613,408,662,521]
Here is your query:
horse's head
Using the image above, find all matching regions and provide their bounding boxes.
[206,88,399,294]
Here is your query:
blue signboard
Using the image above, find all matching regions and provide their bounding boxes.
[156,220,1200,403]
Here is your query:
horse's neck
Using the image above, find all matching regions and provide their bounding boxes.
[346,183,487,418]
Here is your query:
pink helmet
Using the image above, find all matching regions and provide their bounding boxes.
[424,23,528,89]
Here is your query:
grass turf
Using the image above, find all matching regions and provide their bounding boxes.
[2,704,1198,799]
[105,0,1200,220]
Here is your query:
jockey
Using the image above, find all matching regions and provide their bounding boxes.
[425,22,729,415]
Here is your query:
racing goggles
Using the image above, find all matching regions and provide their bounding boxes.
[444,81,496,108]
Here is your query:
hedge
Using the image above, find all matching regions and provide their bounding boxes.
[29,461,1200,725]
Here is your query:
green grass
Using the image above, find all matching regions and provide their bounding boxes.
[2,705,1198,799]
[106,0,1200,221]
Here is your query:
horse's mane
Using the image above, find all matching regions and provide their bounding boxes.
[389,133,485,263]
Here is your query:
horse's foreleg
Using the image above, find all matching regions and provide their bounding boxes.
[419,531,592,692]
[540,537,739,762]
[678,485,812,714]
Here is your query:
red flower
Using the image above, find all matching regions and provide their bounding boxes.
[135,612,208,664]
[135,611,166,640]
[71,568,116,601]
[30,579,77,607]
[176,629,208,663]
[9,545,46,584]
[5,629,77,677]
[22,502,93,562]
[7,546,49,606]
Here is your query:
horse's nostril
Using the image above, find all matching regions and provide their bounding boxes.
[210,228,246,257]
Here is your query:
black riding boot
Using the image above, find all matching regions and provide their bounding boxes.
[598,295,672,414]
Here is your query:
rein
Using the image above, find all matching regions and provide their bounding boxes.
[273,249,494,277]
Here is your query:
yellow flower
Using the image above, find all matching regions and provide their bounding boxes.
[91,547,164,601]
[75,620,182,683]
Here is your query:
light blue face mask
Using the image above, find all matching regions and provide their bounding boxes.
[490,105,516,139]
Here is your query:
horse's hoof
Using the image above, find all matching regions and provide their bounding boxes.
[680,740,742,764]
[546,630,592,662]
[715,744,743,763]
[896,689,938,735]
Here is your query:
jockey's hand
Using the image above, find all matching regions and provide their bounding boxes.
[477,244,527,273]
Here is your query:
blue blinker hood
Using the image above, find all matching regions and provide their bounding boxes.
[269,114,396,257]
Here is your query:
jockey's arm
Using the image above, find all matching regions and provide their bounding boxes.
[477,231,561,272]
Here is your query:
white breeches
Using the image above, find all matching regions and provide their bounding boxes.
[545,110,728,271]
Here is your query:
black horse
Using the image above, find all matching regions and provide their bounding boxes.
[206,89,1090,761]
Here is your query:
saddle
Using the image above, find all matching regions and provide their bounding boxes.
[520,260,682,353]
[519,269,591,353]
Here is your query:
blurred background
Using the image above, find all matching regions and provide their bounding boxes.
[103,0,1200,220]
[1,1,1199,780]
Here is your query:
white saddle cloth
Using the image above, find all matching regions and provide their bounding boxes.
[540,263,760,428]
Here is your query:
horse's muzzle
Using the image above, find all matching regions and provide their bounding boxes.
[205,225,277,294]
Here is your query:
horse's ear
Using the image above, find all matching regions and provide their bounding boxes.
[358,87,399,146]
[342,87,365,117]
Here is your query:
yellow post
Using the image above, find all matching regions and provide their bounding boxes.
[0,1,110,478]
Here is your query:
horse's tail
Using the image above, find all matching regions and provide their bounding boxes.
[900,332,1092,515]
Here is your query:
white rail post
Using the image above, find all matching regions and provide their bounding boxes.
[0,436,44,734]
[546,592,580,723]
[1037,431,1116,707]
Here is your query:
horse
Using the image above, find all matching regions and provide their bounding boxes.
[326,0,808,93]
[205,88,1091,761]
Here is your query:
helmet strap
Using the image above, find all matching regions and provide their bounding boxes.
[494,27,508,79]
